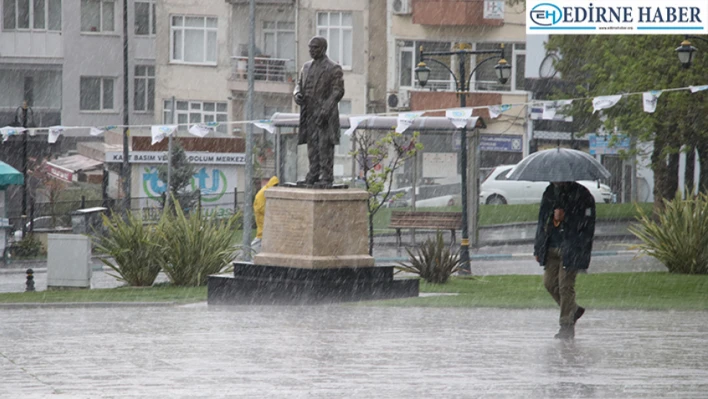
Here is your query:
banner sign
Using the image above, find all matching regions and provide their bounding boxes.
[527,0,708,35]
[105,151,246,165]
[588,134,631,155]
[480,134,523,153]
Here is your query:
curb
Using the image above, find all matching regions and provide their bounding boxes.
[0,302,179,309]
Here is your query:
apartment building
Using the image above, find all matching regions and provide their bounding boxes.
[387,0,528,183]
[0,0,156,133]
[222,0,385,181]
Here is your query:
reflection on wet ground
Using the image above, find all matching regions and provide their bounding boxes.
[1,306,706,398]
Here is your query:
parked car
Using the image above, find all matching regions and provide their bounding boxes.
[385,186,461,208]
[480,165,613,205]
[13,216,72,240]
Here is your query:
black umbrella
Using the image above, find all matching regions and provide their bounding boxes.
[507,148,611,182]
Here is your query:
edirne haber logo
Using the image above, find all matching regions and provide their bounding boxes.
[527,0,708,34]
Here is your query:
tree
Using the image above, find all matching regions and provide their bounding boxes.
[351,129,422,255]
[545,35,708,211]
[157,139,199,213]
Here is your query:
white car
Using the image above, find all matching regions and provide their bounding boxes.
[480,165,613,205]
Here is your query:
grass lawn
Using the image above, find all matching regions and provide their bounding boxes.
[1,272,706,311]
[374,272,708,311]
[373,202,653,231]
[0,286,207,304]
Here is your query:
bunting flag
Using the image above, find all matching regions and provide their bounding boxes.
[592,95,623,113]
[542,100,572,120]
[0,126,26,142]
[189,122,219,138]
[690,85,708,93]
[252,120,274,134]
[488,104,511,119]
[28,128,38,136]
[151,125,177,145]
[344,116,370,136]
[90,125,116,136]
[395,111,424,133]
[642,90,662,113]
[445,108,473,129]
[48,126,65,144]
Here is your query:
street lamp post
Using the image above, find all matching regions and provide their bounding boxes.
[15,101,32,236]
[675,36,708,68]
[415,44,511,273]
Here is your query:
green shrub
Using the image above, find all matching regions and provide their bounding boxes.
[396,231,462,284]
[156,199,241,286]
[93,212,163,286]
[13,234,43,258]
[629,192,708,274]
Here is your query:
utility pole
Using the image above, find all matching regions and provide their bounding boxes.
[122,0,131,214]
[20,101,28,236]
[242,0,256,260]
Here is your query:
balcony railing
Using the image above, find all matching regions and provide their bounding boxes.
[230,56,296,83]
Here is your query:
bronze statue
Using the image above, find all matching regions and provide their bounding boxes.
[294,36,345,187]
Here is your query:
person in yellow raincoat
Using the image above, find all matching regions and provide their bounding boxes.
[252,176,279,252]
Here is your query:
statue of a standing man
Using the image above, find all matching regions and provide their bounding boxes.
[294,36,345,187]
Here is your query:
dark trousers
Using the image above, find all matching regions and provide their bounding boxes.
[543,248,579,327]
[305,132,334,185]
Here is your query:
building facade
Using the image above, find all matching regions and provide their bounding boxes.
[386,0,528,183]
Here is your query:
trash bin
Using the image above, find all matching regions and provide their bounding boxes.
[71,207,108,235]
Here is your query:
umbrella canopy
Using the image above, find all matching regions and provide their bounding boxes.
[0,161,23,189]
[507,148,611,182]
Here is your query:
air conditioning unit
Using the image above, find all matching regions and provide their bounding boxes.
[392,0,411,15]
[387,89,411,111]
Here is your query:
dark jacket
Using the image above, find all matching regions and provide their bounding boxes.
[534,182,596,270]
[293,56,345,146]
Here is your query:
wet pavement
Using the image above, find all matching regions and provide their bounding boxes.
[1,304,706,398]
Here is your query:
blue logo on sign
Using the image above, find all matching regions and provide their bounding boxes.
[530,3,562,26]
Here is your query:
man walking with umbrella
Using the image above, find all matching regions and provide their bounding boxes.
[507,148,609,339]
[534,181,595,339]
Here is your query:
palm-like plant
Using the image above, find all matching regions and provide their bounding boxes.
[156,197,241,286]
[629,192,708,274]
[396,231,462,284]
[94,212,163,286]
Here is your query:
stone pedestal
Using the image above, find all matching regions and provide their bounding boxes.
[254,187,374,269]
[207,187,418,305]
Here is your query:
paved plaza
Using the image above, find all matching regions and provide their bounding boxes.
[1,304,707,398]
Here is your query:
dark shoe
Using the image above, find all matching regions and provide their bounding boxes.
[574,306,585,323]
[554,325,575,340]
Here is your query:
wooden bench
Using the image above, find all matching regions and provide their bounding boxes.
[388,211,463,255]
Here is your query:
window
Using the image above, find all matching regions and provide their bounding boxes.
[163,100,227,133]
[336,100,352,155]
[316,11,352,68]
[80,77,114,111]
[80,0,114,33]
[134,0,155,36]
[263,20,295,60]
[3,0,61,31]
[398,41,454,91]
[473,42,526,92]
[134,66,154,112]
[170,15,217,65]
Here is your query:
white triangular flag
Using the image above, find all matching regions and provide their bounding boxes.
[28,128,37,136]
[445,108,473,129]
[642,90,662,113]
[151,125,177,145]
[344,116,370,136]
[252,120,275,134]
[690,85,708,93]
[90,127,105,136]
[395,111,424,133]
[48,126,65,144]
[488,104,511,119]
[189,123,213,138]
[0,126,26,142]
[592,95,622,113]
[542,100,572,120]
